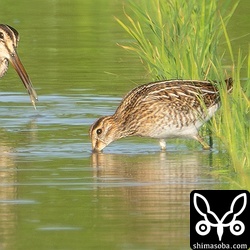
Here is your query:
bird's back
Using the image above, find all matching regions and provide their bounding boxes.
[113,79,232,137]
[115,79,224,115]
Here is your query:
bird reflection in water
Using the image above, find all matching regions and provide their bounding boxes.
[90,151,214,248]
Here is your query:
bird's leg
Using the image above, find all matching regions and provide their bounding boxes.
[159,139,166,150]
[193,135,210,150]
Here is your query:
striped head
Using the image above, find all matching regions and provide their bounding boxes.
[0,24,37,108]
[89,116,123,152]
[0,24,20,77]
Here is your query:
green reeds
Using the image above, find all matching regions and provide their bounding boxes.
[117,0,249,170]
[211,48,250,171]
[116,0,238,80]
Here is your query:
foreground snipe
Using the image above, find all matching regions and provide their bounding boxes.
[90,78,233,152]
[0,24,37,108]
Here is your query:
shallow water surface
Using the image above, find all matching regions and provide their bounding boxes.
[0,0,249,249]
[0,96,235,250]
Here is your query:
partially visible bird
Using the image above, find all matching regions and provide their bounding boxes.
[0,24,37,108]
[89,78,233,152]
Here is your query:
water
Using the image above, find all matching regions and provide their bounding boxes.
[0,0,249,249]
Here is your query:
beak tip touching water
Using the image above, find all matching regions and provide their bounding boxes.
[91,139,107,153]
[31,98,37,110]
[28,87,38,110]
[92,148,102,153]
[25,84,38,110]
[9,52,38,109]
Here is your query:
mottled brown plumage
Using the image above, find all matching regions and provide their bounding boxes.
[0,24,37,108]
[89,78,232,152]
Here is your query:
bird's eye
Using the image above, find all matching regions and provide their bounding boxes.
[96,129,102,135]
[0,32,4,40]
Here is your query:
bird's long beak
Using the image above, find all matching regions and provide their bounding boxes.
[9,51,38,109]
[92,139,106,152]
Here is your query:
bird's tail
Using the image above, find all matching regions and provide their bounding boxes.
[225,78,233,93]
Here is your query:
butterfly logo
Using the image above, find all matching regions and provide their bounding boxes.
[193,193,247,241]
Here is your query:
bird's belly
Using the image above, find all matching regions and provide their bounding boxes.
[151,121,203,139]
[134,104,219,139]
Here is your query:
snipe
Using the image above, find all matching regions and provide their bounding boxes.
[0,24,37,108]
[89,78,233,152]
